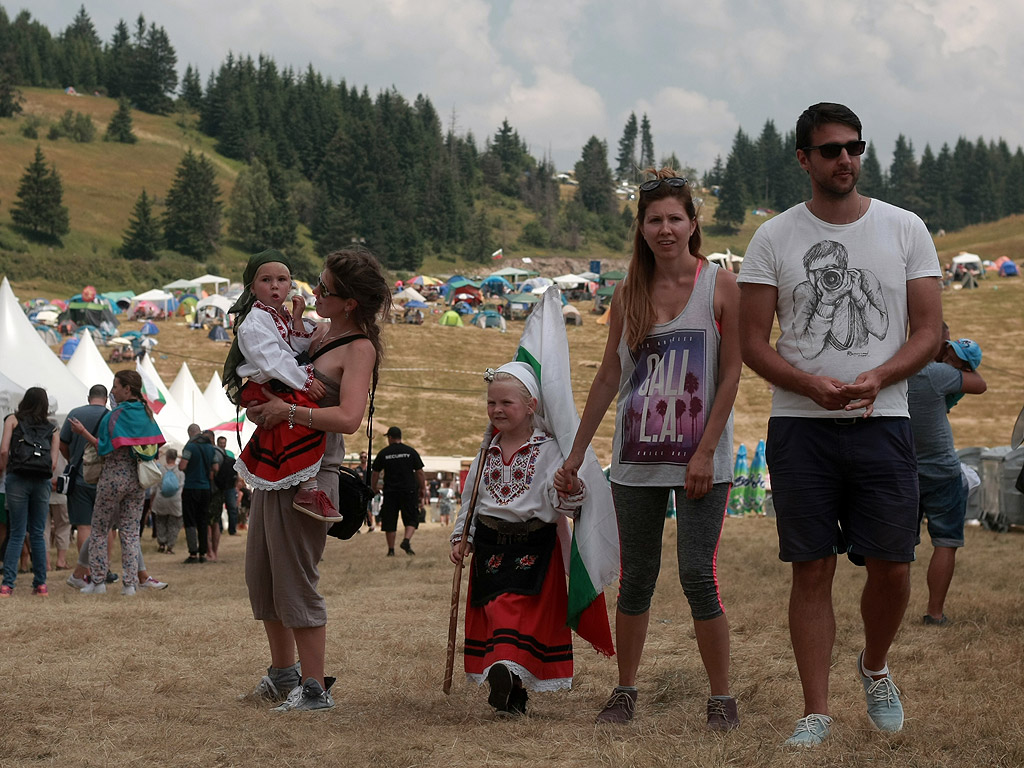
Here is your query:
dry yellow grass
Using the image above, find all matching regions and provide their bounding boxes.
[3,516,1024,768]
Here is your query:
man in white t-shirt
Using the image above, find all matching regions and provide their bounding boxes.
[737,102,942,746]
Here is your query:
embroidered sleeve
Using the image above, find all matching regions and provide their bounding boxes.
[288,317,316,354]
[237,309,316,391]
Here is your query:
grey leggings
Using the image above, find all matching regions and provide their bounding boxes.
[611,482,730,621]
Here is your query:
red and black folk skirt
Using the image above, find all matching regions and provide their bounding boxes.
[463,516,573,689]
[236,380,324,490]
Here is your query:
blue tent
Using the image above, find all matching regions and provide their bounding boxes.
[208,325,230,342]
[141,320,160,335]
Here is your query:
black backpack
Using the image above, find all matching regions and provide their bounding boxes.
[214,450,237,490]
[9,420,55,479]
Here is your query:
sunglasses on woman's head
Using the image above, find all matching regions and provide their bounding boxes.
[639,177,689,192]
[801,140,866,159]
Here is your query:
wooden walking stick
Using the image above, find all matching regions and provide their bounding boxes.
[443,424,493,695]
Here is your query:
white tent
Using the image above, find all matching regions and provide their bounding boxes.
[130,289,176,313]
[952,252,983,271]
[203,371,256,444]
[65,330,115,390]
[136,355,193,449]
[0,369,26,419]
[0,276,88,421]
[192,273,231,295]
[552,273,585,289]
[394,286,427,303]
[163,278,201,292]
[170,361,221,430]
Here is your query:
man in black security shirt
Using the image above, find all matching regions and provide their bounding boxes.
[370,426,427,557]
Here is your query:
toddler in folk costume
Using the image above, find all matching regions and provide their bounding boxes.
[450,362,588,716]
[223,249,339,522]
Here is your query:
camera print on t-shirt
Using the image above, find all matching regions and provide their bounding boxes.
[620,329,707,466]
[791,239,889,360]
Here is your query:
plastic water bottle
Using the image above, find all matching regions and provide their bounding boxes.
[728,444,748,515]
[745,439,768,515]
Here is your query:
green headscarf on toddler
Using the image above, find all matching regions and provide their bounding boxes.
[222,248,293,406]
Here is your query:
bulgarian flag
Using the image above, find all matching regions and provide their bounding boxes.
[515,288,618,656]
[136,361,167,414]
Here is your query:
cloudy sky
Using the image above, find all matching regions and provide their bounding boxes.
[27,0,1024,176]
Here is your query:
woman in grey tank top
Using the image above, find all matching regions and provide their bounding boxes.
[558,168,743,730]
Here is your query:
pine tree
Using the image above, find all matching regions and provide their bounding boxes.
[120,189,161,259]
[0,57,24,117]
[12,145,70,239]
[615,112,638,182]
[229,158,295,251]
[104,97,136,143]
[888,134,923,213]
[163,149,222,257]
[575,136,615,215]
[104,20,131,98]
[639,114,655,170]
[858,141,885,199]
[180,64,203,109]
[714,153,747,232]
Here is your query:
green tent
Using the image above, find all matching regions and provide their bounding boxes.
[439,310,464,327]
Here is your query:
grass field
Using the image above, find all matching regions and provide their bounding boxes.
[3,513,1024,768]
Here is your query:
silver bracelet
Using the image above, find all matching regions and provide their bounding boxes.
[288,403,297,429]
[307,407,313,428]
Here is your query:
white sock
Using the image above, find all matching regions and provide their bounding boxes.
[860,653,888,678]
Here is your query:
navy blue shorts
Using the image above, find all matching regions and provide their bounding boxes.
[766,417,919,564]
[918,472,968,548]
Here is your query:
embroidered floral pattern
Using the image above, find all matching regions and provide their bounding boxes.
[485,554,504,574]
[484,441,540,506]
[515,554,537,570]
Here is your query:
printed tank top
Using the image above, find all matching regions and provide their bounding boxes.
[610,261,734,487]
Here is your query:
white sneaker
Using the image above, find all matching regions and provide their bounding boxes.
[121,585,137,596]
[81,582,106,594]
[140,577,169,590]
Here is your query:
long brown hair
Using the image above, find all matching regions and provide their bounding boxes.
[619,167,705,350]
[15,387,50,425]
[115,369,154,421]
[324,248,393,390]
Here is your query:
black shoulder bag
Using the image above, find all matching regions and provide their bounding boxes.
[308,335,376,540]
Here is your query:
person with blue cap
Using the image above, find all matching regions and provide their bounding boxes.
[908,325,986,627]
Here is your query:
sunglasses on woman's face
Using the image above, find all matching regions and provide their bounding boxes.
[639,177,689,193]
[316,276,335,298]
[801,140,866,159]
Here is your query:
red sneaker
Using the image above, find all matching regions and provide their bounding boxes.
[33,585,49,597]
[293,489,342,523]
[0,585,12,598]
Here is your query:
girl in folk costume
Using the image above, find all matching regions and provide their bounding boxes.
[223,249,339,523]
[450,363,590,716]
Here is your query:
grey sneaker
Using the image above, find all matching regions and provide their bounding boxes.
[66,574,88,589]
[858,652,904,732]
[80,582,106,594]
[784,713,833,746]
[273,677,335,712]
[245,663,302,702]
[922,614,949,626]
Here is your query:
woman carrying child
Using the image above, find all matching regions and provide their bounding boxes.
[450,363,588,716]
[223,249,339,523]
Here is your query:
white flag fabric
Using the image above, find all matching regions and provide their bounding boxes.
[514,287,617,655]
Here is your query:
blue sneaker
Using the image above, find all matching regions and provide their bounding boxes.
[784,713,833,746]
[858,651,904,731]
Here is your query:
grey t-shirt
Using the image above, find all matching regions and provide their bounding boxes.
[59,403,108,485]
[908,362,962,479]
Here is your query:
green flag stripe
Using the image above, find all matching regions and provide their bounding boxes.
[567,536,599,630]
[514,346,542,381]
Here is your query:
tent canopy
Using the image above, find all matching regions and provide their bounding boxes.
[191,274,230,294]
[163,278,200,291]
[489,266,537,279]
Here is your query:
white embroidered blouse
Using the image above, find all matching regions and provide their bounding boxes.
[235,301,316,393]
[451,429,586,543]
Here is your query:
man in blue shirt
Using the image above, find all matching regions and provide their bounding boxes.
[908,331,986,626]
[179,424,219,564]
